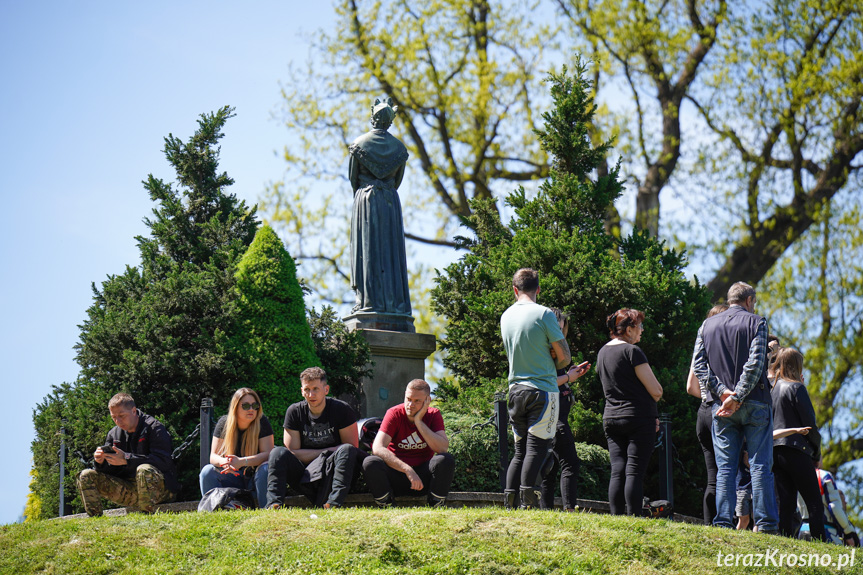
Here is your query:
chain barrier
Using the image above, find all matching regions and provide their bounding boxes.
[171,422,202,461]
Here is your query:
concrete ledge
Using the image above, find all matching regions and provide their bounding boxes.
[57,492,701,523]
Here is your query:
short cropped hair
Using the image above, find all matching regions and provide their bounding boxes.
[727,282,756,305]
[606,308,645,338]
[300,367,328,384]
[108,393,135,410]
[512,268,539,294]
[407,379,431,396]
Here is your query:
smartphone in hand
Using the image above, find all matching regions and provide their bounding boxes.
[102,446,116,454]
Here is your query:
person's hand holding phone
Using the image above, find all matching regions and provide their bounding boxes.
[566,361,592,383]
[102,445,128,466]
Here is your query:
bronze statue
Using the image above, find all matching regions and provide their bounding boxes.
[346,98,414,332]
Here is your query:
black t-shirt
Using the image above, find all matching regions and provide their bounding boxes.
[284,398,358,449]
[213,415,274,456]
[596,341,656,419]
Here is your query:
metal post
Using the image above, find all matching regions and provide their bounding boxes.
[658,412,673,506]
[494,392,508,491]
[58,418,66,517]
[200,398,213,470]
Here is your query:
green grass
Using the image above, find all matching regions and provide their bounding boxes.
[2,508,858,574]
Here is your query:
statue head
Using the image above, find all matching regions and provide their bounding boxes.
[370,97,398,130]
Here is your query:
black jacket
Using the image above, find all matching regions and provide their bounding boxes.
[95,409,181,493]
[772,378,821,461]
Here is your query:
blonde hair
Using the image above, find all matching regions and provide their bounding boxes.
[220,387,263,458]
[775,348,804,383]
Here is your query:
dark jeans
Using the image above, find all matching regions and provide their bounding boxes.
[266,447,306,508]
[362,452,455,503]
[506,387,556,498]
[774,445,825,541]
[541,426,580,510]
[605,416,656,516]
[696,402,718,524]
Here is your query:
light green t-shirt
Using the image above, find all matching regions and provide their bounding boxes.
[500,301,566,394]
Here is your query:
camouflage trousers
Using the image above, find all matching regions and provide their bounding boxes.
[77,464,175,517]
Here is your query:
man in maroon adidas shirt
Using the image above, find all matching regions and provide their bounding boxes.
[361,379,455,507]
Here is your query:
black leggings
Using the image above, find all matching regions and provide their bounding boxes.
[604,417,656,516]
[774,445,825,541]
[696,402,717,524]
[541,427,580,509]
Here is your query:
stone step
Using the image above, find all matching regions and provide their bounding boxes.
[57,492,701,523]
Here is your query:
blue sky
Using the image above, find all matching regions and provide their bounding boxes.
[0,1,334,525]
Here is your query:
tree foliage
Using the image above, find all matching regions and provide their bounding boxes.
[233,225,320,436]
[306,305,373,401]
[432,64,711,514]
[556,0,863,300]
[757,191,863,525]
[29,107,259,517]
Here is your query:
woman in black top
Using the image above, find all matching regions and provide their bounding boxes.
[771,348,825,540]
[199,387,275,507]
[596,308,663,515]
[540,309,591,511]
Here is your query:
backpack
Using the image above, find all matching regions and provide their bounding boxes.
[643,498,674,519]
[358,417,383,452]
[198,487,257,512]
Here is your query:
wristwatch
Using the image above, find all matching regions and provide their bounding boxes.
[124,451,132,460]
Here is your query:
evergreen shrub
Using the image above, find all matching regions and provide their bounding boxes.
[233,224,319,431]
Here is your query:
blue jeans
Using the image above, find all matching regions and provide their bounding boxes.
[712,400,778,530]
[199,463,269,508]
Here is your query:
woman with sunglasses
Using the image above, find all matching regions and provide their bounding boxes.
[199,387,275,507]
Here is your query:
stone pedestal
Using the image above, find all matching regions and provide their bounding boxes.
[353,329,436,418]
[343,310,416,333]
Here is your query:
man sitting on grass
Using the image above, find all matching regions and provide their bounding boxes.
[362,379,455,507]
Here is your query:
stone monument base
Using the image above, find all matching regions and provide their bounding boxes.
[351,328,436,418]
[343,310,416,333]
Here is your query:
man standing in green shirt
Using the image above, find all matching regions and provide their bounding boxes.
[501,268,572,509]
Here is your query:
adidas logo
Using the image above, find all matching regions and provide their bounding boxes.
[397,432,428,450]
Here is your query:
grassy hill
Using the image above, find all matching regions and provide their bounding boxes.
[2,507,857,574]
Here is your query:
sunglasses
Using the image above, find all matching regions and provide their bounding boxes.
[240,402,261,411]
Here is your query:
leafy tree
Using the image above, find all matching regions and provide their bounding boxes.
[432,64,711,514]
[30,107,260,516]
[24,466,41,522]
[555,0,863,300]
[757,192,863,525]
[233,224,319,432]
